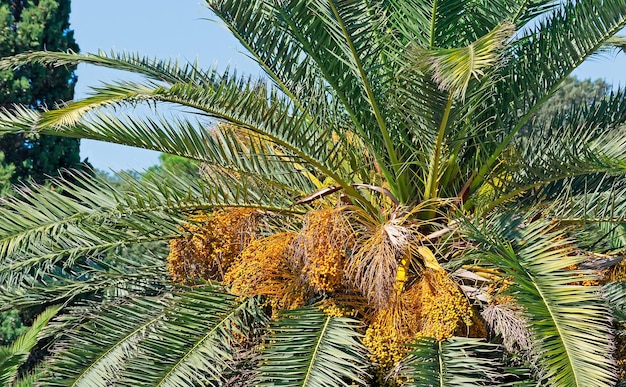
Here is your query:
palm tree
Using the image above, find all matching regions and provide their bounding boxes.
[0,0,626,385]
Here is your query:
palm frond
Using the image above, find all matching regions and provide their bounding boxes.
[603,281,626,324]
[464,215,616,386]
[477,116,626,213]
[0,48,370,196]
[0,77,345,174]
[520,175,626,225]
[11,369,40,387]
[0,50,210,85]
[208,0,406,199]
[512,0,561,26]
[204,1,333,119]
[387,0,520,49]
[0,168,298,286]
[396,337,533,386]
[508,0,626,116]
[0,252,167,311]
[421,22,514,99]
[256,307,369,387]
[473,0,626,191]
[0,73,370,204]
[40,287,267,387]
[0,306,60,386]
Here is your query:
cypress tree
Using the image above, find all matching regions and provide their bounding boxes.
[0,0,80,348]
[0,0,80,184]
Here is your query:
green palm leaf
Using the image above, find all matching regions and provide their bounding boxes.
[0,306,60,386]
[0,252,167,311]
[420,22,514,99]
[257,307,369,387]
[0,50,211,85]
[472,0,626,191]
[0,168,298,287]
[396,337,534,386]
[208,0,407,199]
[40,287,267,387]
[465,216,616,386]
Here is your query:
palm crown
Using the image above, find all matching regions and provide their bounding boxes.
[1,0,626,386]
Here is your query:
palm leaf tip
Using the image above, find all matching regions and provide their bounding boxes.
[421,22,515,99]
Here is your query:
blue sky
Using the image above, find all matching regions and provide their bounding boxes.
[70,1,626,172]
[71,0,262,171]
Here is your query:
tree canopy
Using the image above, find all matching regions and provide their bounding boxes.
[0,1,625,386]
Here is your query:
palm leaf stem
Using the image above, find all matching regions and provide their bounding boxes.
[326,0,406,202]
[301,314,331,387]
[424,94,453,205]
[437,340,444,387]
[271,5,396,200]
[153,298,251,387]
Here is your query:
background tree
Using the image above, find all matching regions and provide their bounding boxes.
[0,0,80,184]
[141,153,200,182]
[0,0,81,349]
[525,76,612,131]
[0,1,626,386]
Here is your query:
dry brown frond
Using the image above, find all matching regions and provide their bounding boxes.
[347,218,415,309]
[617,325,626,382]
[292,208,354,293]
[481,300,531,353]
[166,208,257,283]
[224,232,306,311]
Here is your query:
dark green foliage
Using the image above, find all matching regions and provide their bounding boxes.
[0,0,81,351]
[0,0,80,184]
[0,310,26,347]
[527,77,612,131]
[0,151,14,195]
